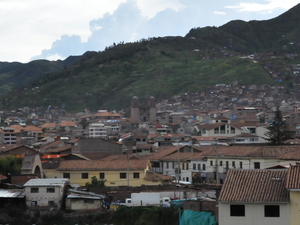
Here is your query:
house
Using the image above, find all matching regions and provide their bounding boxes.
[23,178,68,210]
[58,121,77,131]
[65,189,104,211]
[218,169,289,225]
[145,145,203,183]
[0,145,40,157]
[21,125,43,145]
[148,134,184,146]
[75,137,123,159]
[0,189,25,207]
[203,145,300,184]
[53,157,169,187]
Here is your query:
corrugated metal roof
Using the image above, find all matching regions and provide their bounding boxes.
[0,189,25,198]
[219,169,289,203]
[24,178,68,187]
[67,194,101,200]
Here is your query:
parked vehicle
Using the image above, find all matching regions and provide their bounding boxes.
[123,192,171,207]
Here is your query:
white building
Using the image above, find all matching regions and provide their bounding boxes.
[0,127,17,145]
[219,169,289,225]
[89,123,107,138]
[24,178,68,210]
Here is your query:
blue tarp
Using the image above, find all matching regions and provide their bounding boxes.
[180,210,217,225]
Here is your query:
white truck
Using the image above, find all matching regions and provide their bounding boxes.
[124,192,171,207]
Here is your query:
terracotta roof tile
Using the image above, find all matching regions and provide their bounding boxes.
[92,111,122,117]
[58,159,150,170]
[286,165,300,189]
[201,145,300,158]
[219,169,289,202]
[8,125,24,133]
[59,121,76,127]
[23,126,42,132]
[40,123,56,129]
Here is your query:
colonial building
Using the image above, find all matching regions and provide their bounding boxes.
[131,96,157,123]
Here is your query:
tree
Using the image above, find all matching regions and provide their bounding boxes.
[264,108,294,145]
[85,176,106,188]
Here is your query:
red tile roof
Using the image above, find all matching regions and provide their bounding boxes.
[58,159,150,170]
[40,123,56,129]
[201,145,300,158]
[286,165,300,189]
[92,111,122,117]
[219,169,289,202]
[9,125,24,133]
[59,121,76,127]
[23,126,42,132]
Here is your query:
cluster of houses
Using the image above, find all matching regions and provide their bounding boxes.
[1,94,300,224]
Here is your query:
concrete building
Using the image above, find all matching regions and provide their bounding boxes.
[24,178,68,210]
[0,127,17,145]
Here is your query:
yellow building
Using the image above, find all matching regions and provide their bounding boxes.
[46,157,171,187]
[286,164,300,225]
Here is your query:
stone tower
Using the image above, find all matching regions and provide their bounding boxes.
[130,96,157,123]
[131,96,140,122]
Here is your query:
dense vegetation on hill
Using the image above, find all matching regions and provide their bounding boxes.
[0,4,300,112]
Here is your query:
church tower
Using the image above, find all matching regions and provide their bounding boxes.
[149,96,157,123]
[131,96,140,122]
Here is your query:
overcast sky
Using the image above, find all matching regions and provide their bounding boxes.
[0,0,298,63]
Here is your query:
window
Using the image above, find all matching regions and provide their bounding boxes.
[31,188,39,193]
[82,173,89,179]
[152,162,159,168]
[210,161,213,166]
[240,162,243,169]
[47,188,55,193]
[120,173,127,179]
[226,161,229,169]
[230,205,245,217]
[133,173,139,178]
[193,163,196,170]
[63,173,70,179]
[249,128,256,134]
[99,173,105,179]
[84,199,94,204]
[231,127,235,134]
[186,163,189,170]
[254,162,260,169]
[220,161,223,166]
[198,164,200,170]
[48,201,55,206]
[166,162,169,169]
[265,205,280,217]
[202,164,206,171]
[232,161,235,168]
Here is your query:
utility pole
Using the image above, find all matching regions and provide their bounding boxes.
[215,140,219,184]
[127,149,129,186]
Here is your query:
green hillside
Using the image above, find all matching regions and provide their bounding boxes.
[1,4,300,112]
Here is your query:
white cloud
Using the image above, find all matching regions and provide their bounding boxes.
[0,0,299,62]
[44,53,64,61]
[214,11,227,15]
[136,0,184,18]
[225,0,299,13]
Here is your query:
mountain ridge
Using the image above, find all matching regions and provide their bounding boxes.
[0,4,300,112]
